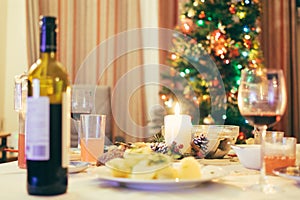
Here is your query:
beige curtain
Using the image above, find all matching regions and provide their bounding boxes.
[261,0,299,140]
[25,0,149,143]
[158,0,178,65]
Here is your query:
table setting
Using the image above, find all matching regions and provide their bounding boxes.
[1,152,300,200]
[1,131,300,199]
[4,66,300,199]
[1,120,300,199]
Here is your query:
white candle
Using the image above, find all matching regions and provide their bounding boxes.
[164,103,192,153]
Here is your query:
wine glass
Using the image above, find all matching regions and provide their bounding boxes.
[71,85,94,147]
[238,67,287,193]
[71,86,94,120]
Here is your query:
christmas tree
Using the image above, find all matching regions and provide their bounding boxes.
[160,0,264,142]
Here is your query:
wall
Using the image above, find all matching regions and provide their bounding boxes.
[0,0,8,131]
[0,0,27,141]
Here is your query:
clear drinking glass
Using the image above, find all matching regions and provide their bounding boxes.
[80,114,106,163]
[238,68,287,193]
[263,133,296,176]
[14,72,28,169]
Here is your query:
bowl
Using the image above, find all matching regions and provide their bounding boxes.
[191,125,239,159]
[231,144,261,170]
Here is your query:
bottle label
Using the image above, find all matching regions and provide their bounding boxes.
[26,96,50,160]
[62,89,71,167]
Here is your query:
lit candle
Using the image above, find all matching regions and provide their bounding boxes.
[164,103,192,153]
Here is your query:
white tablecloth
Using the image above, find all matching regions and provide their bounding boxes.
[0,161,299,199]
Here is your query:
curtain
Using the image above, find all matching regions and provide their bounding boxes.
[25,0,150,143]
[158,0,178,65]
[261,0,299,140]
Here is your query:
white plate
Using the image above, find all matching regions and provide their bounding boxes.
[273,166,300,183]
[69,161,89,173]
[94,165,227,190]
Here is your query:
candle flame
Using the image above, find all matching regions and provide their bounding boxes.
[175,103,180,115]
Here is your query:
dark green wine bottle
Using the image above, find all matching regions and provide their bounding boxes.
[26,16,70,196]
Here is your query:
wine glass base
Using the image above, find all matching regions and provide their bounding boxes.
[247,182,281,194]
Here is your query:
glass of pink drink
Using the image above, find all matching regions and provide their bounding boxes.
[263,134,296,175]
[18,133,26,168]
[80,114,106,163]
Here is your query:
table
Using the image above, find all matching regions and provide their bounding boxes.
[0,160,299,199]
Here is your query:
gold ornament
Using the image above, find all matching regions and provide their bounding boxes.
[203,114,215,125]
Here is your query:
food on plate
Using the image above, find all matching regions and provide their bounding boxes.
[96,142,153,166]
[178,157,201,179]
[106,158,131,178]
[154,166,179,180]
[96,148,124,166]
[106,152,171,179]
[105,153,202,180]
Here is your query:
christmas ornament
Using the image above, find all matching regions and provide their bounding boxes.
[203,114,215,125]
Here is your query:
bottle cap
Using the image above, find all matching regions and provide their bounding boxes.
[40,16,56,29]
[39,16,57,52]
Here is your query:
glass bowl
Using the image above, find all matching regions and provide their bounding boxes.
[191,125,239,159]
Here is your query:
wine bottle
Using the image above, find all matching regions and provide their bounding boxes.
[26,16,70,195]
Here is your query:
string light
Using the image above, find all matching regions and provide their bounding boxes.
[231,88,238,94]
[242,51,248,57]
[199,11,206,19]
[245,0,251,5]
[179,15,185,20]
[244,35,251,40]
[237,11,246,19]
[243,26,250,33]
[197,20,205,26]
[184,23,190,31]
[229,5,236,14]
[188,9,196,17]
[215,31,221,39]
[180,72,185,77]
[171,53,177,60]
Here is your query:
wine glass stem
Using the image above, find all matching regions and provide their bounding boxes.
[76,120,81,149]
[256,125,271,191]
[253,125,267,144]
